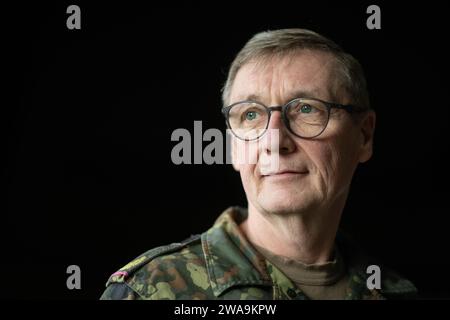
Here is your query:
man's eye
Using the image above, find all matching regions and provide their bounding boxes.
[245,111,258,120]
[300,104,315,113]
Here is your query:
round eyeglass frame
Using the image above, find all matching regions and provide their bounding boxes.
[221,97,366,141]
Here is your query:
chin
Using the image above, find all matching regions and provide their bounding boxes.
[256,188,315,215]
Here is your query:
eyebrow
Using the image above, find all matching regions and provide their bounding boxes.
[239,89,323,105]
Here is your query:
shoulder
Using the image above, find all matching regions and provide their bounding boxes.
[100,234,212,300]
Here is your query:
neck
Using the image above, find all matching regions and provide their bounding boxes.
[241,197,347,265]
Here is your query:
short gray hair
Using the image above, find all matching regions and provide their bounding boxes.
[222,28,370,111]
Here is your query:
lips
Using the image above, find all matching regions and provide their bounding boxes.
[261,170,309,177]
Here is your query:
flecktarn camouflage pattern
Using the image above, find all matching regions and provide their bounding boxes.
[100,207,417,300]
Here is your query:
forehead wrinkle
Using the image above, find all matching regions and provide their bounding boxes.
[231,51,341,104]
[246,56,301,104]
[285,51,338,101]
[236,60,276,104]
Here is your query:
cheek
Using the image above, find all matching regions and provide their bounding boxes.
[308,144,336,182]
[305,139,358,188]
[233,140,260,168]
[239,164,258,194]
[232,139,263,193]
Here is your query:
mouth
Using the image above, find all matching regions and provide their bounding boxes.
[261,170,309,178]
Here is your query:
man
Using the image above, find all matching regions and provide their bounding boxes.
[101,29,417,300]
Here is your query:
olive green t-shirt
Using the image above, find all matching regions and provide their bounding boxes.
[252,243,349,300]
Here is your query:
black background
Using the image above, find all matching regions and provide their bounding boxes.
[3,1,449,299]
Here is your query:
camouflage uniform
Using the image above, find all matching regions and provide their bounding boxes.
[100,206,417,300]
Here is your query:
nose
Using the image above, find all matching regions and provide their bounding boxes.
[264,110,296,155]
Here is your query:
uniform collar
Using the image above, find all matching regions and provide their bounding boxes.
[201,206,417,299]
[201,206,272,297]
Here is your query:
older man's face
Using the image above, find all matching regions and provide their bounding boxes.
[229,50,375,216]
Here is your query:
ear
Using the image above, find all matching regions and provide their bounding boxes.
[358,110,376,163]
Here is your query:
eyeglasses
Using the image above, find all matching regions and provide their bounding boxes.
[222,97,366,141]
